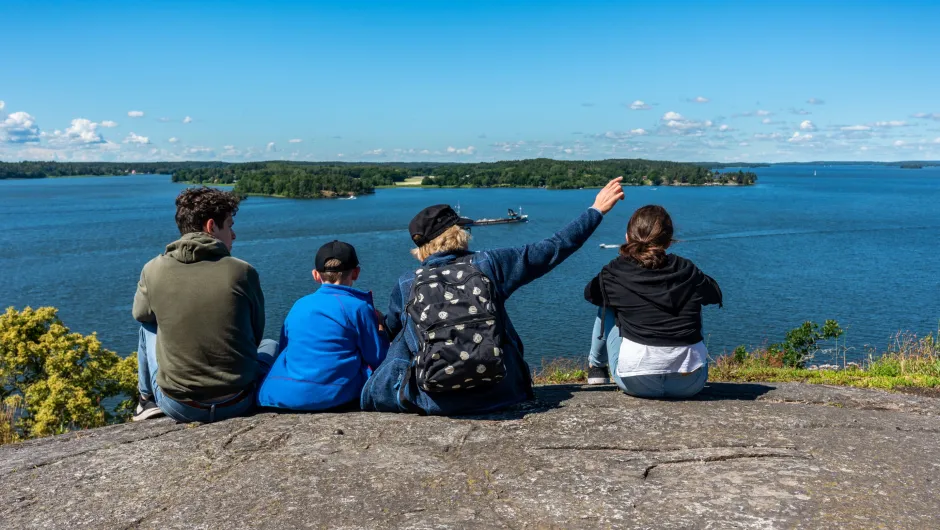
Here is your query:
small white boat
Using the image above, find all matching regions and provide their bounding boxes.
[346,195,358,200]
[599,244,619,249]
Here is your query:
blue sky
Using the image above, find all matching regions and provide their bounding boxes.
[2,0,939,163]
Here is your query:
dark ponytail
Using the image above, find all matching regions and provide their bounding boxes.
[620,205,674,269]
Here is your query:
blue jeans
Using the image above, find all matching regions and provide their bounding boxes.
[137,322,279,423]
[588,309,708,399]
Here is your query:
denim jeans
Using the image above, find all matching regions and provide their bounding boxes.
[588,309,707,398]
[137,322,279,423]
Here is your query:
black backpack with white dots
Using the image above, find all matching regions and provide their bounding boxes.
[405,256,506,392]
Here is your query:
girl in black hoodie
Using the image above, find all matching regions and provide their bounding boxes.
[584,205,722,398]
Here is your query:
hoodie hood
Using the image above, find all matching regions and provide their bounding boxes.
[601,254,704,315]
[164,232,230,264]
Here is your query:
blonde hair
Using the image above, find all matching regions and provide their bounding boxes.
[319,258,355,284]
[411,225,471,262]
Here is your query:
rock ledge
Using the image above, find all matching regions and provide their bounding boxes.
[2,382,939,529]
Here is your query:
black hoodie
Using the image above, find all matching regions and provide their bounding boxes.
[584,254,722,347]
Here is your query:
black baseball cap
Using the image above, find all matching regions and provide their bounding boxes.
[408,204,473,247]
[315,240,360,272]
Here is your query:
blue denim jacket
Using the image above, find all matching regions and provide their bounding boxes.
[377,207,604,415]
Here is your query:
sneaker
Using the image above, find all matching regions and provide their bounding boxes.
[587,365,610,385]
[132,395,165,422]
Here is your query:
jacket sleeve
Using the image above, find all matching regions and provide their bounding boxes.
[482,208,604,300]
[132,267,156,323]
[583,273,604,307]
[357,301,390,369]
[384,279,406,342]
[697,273,723,307]
[247,267,266,346]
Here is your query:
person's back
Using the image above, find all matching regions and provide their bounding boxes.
[135,233,263,400]
[132,187,273,424]
[258,241,388,411]
[361,178,625,416]
[584,205,721,398]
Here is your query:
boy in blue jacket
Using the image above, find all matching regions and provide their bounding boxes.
[258,240,389,411]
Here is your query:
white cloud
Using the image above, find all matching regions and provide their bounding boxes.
[446,145,476,155]
[739,141,749,146]
[894,140,905,147]
[62,118,104,144]
[127,110,144,118]
[800,120,816,131]
[266,141,277,153]
[660,111,712,134]
[788,132,813,144]
[630,128,648,136]
[692,96,709,103]
[182,116,192,124]
[762,118,773,124]
[183,146,214,157]
[912,112,940,120]
[0,101,4,111]
[807,98,825,105]
[362,148,384,156]
[100,120,118,128]
[629,100,651,110]
[123,132,150,145]
[934,137,940,144]
[288,138,303,143]
[841,125,871,131]
[872,120,907,128]
[718,124,732,132]
[168,137,179,143]
[1,107,41,143]
[791,108,811,115]
[756,110,772,116]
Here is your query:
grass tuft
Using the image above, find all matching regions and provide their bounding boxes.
[710,331,940,391]
[532,359,588,385]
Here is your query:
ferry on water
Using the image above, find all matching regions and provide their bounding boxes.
[469,208,529,226]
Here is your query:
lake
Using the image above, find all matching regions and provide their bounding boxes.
[1,166,938,366]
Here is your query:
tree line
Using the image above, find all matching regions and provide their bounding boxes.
[1,159,757,198]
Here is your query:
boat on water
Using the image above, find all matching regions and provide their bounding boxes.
[345,195,357,200]
[599,244,619,249]
[469,208,529,226]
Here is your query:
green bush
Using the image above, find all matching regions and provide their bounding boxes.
[0,306,138,442]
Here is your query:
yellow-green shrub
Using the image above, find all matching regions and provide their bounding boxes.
[0,306,138,442]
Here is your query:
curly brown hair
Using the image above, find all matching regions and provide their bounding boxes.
[174,187,241,235]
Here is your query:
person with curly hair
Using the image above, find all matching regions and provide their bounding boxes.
[132,187,276,423]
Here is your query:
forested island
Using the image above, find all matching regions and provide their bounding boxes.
[0,161,226,180]
[172,159,756,198]
[1,159,756,199]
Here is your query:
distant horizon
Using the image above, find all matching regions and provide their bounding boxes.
[2,1,939,164]
[3,157,940,167]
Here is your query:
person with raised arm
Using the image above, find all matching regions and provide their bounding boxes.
[361,178,625,415]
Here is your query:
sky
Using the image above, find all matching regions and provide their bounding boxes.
[2,0,939,164]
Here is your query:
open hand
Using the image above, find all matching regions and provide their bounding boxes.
[591,177,625,215]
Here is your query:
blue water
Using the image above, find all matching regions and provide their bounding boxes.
[1,166,938,365]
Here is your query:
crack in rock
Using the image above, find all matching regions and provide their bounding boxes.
[641,451,811,480]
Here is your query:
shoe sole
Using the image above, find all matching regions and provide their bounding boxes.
[132,408,166,422]
[587,377,611,385]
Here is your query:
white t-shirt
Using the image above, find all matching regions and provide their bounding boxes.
[616,336,708,377]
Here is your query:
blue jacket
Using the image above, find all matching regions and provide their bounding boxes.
[257,284,389,411]
[377,207,604,415]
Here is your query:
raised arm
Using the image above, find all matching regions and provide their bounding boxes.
[484,178,625,299]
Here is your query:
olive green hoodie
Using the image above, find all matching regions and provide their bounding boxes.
[132,232,265,401]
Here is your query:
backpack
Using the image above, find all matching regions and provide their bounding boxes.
[405,256,506,392]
